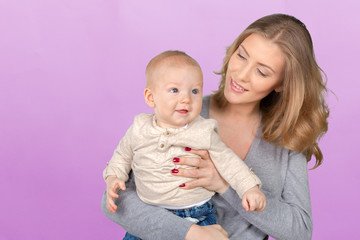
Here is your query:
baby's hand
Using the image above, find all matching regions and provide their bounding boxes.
[105,176,126,213]
[242,186,266,212]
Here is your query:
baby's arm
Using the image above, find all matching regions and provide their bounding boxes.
[105,175,126,213]
[103,122,135,188]
[103,121,137,213]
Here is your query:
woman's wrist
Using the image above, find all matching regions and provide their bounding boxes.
[216,183,230,194]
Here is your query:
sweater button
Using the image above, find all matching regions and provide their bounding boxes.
[160,143,164,148]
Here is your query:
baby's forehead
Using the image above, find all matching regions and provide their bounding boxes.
[146,52,203,88]
[155,55,198,69]
[149,57,202,80]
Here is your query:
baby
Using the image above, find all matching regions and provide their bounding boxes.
[103,50,266,239]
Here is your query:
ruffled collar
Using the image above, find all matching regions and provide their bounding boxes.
[151,115,189,134]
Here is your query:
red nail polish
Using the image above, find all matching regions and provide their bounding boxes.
[179,183,186,187]
[173,158,180,162]
[171,169,179,173]
[185,147,191,151]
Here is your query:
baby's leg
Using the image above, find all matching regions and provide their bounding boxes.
[122,232,142,240]
[167,200,217,226]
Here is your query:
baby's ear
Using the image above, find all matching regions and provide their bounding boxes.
[144,88,155,108]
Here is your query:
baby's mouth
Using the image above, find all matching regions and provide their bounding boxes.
[176,109,189,114]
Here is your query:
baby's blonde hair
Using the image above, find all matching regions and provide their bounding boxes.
[145,50,202,88]
[214,14,329,169]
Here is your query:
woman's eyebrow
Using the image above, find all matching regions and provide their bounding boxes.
[240,45,249,57]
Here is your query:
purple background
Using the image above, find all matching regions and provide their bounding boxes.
[1,0,359,239]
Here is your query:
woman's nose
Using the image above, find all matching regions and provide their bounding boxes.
[235,65,251,83]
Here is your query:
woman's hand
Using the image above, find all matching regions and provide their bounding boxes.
[172,148,229,194]
[185,224,229,240]
[105,175,126,213]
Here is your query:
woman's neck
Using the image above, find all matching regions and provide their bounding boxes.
[209,96,261,160]
[222,102,261,123]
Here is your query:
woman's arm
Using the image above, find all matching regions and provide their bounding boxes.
[101,172,229,240]
[173,150,312,240]
[219,152,313,240]
[101,172,193,240]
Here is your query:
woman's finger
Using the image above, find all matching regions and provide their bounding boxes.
[186,148,211,160]
[173,156,202,168]
[178,178,209,190]
[173,155,215,170]
[172,167,201,178]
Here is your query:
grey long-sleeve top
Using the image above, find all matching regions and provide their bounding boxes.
[101,95,313,240]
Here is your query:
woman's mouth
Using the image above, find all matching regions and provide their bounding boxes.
[231,79,248,93]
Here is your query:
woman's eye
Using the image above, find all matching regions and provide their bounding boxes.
[257,69,267,77]
[237,53,246,60]
[170,88,178,93]
[192,89,198,94]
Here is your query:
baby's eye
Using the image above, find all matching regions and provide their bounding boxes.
[170,88,178,93]
[192,89,199,94]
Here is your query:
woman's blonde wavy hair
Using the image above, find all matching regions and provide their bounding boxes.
[213,14,329,169]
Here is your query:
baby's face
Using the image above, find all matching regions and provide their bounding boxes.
[150,64,203,129]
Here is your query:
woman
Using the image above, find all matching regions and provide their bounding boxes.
[101,14,329,240]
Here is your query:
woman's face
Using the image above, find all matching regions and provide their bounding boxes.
[224,33,285,108]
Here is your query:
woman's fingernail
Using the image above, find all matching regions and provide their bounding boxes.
[179,183,186,187]
[185,147,191,151]
[173,157,180,162]
[171,169,179,173]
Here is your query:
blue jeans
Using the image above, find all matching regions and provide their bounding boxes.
[123,200,216,240]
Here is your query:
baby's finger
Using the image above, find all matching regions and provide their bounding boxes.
[108,188,117,197]
[263,199,267,211]
[119,182,126,191]
[248,199,258,212]
[242,198,250,212]
[258,199,266,212]
[106,203,115,213]
[108,189,119,199]
[107,198,117,213]
[112,182,121,192]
